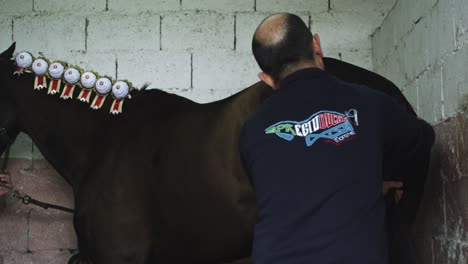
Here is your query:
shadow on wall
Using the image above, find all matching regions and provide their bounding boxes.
[413,109,468,263]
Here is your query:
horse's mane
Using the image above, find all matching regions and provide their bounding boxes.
[10,52,200,116]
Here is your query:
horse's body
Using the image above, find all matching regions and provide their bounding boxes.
[0,43,425,264]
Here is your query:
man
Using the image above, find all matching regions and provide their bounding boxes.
[239,13,434,263]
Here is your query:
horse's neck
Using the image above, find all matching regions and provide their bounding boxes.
[16,74,108,187]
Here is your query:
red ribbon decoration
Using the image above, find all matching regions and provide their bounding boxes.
[34,76,47,90]
[14,66,24,75]
[78,89,92,103]
[91,95,106,110]
[60,85,75,100]
[110,99,124,115]
[48,79,61,95]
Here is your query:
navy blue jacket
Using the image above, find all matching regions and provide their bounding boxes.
[239,68,435,264]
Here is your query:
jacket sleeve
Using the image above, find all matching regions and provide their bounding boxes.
[381,94,435,182]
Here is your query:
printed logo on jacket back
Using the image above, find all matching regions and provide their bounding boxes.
[265,109,359,147]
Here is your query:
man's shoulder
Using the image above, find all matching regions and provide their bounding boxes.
[334,76,394,103]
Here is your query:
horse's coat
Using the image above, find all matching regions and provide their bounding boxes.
[0,43,427,264]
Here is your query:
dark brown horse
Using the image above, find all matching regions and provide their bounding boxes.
[0,43,426,264]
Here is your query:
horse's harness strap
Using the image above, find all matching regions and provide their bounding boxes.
[0,127,74,214]
[11,190,75,213]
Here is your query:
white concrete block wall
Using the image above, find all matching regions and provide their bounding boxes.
[34,0,106,12]
[0,16,12,53]
[14,14,85,54]
[161,11,234,51]
[87,14,161,51]
[372,0,468,123]
[182,0,254,12]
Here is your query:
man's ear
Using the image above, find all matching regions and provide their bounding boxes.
[258,72,278,90]
[312,33,324,60]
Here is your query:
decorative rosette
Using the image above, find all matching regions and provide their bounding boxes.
[14,52,33,75]
[13,51,136,116]
[77,72,97,103]
[47,62,65,95]
[32,58,49,90]
[90,77,112,110]
[61,67,81,100]
[110,81,131,115]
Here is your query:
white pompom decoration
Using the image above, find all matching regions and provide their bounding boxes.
[48,62,65,79]
[95,77,112,95]
[15,52,33,68]
[64,68,80,84]
[112,81,129,99]
[32,59,48,76]
[81,72,97,89]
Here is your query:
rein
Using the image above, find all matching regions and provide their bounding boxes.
[0,127,74,214]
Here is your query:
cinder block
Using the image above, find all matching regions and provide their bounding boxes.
[182,0,254,12]
[10,164,74,209]
[29,210,77,251]
[393,0,413,43]
[453,0,468,45]
[0,17,12,51]
[312,12,374,55]
[409,0,438,24]
[3,250,74,264]
[13,14,85,54]
[236,13,309,52]
[10,133,33,160]
[192,51,259,93]
[434,118,464,182]
[426,0,457,68]
[433,239,464,264]
[460,116,468,176]
[117,50,191,90]
[376,41,409,90]
[332,0,396,15]
[161,11,234,51]
[371,9,396,68]
[402,79,418,114]
[442,45,468,117]
[402,17,428,80]
[417,66,443,122]
[108,0,180,13]
[412,130,447,237]
[34,0,106,12]
[87,14,160,52]
[256,0,327,13]
[38,51,117,79]
[32,151,49,170]
[445,177,468,241]
[0,206,29,252]
[0,0,33,14]
[326,48,373,71]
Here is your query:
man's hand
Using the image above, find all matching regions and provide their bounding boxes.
[0,173,12,197]
[383,181,404,204]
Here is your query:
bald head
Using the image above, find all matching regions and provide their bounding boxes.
[254,13,289,47]
[252,13,315,82]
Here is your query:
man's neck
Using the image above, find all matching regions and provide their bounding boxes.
[279,61,323,81]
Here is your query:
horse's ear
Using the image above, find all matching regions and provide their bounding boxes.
[0,42,16,60]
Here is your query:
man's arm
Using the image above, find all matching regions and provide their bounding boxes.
[382,95,435,179]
